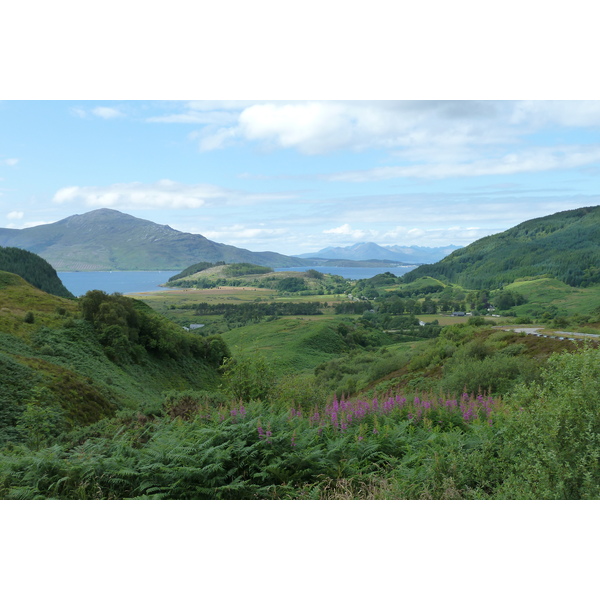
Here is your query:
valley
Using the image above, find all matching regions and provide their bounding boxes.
[1,205,600,499]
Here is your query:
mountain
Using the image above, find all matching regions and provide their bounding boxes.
[0,209,309,271]
[0,247,74,298]
[298,242,462,263]
[401,205,600,289]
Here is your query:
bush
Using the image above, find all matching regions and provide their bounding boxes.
[440,352,537,396]
[15,387,66,450]
[221,355,275,402]
[500,346,600,499]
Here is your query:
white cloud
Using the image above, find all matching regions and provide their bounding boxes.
[6,211,24,219]
[71,106,124,119]
[328,145,600,182]
[156,101,600,187]
[199,224,288,242]
[193,127,240,152]
[320,222,502,248]
[323,224,377,240]
[378,225,497,247]
[510,100,600,128]
[183,100,521,155]
[323,223,372,240]
[52,180,293,210]
[53,181,216,209]
[2,158,19,166]
[91,107,124,119]
[147,101,262,125]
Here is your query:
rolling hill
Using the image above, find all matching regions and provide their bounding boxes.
[0,209,309,271]
[401,205,600,289]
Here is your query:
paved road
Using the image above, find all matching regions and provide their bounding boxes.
[510,327,543,335]
[498,326,599,339]
[555,330,600,338]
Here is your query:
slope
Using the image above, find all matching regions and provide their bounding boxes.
[0,247,74,298]
[401,205,600,289]
[0,271,228,446]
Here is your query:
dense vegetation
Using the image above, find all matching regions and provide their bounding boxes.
[0,247,74,298]
[3,200,600,500]
[0,275,229,448]
[2,343,600,499]
[402,205,600,288]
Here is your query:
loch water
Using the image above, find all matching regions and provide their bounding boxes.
[58,271,181,297]
[58,265,418,297]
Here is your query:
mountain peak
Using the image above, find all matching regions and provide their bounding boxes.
[0,209,308,271]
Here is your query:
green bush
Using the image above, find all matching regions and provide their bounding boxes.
[500,346,600,499]
[440,352,537,396]
[221,355,275,402]
[15,387,66,451]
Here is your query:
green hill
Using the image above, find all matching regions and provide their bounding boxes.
[0,247,74,298]
[401,205,600,289]
[0,272,228,446]
[0,209,310,271]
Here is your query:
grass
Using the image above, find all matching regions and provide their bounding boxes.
[222,317,351,374]
[506,278,600,316]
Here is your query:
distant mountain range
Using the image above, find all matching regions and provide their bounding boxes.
[402,205,600,289]
[297,242,462,263]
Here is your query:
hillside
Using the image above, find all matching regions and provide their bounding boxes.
[0,272,228,446]
[0,209,309,271]
[0,246,74,298]
[401,205,600,289]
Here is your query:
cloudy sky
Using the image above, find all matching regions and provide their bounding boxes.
[2,100,600,255]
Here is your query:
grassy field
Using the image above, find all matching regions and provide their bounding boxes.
[506,278,600,317]
[130,288,352,330]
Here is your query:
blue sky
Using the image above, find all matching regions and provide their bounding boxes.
[2,100,600,255]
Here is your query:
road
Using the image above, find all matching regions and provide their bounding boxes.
[498,326,600,340]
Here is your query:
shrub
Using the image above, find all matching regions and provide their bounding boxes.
[500,346,600,499]
[221,355,275,402]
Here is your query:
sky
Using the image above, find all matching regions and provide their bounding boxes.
[3,99,600,256]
